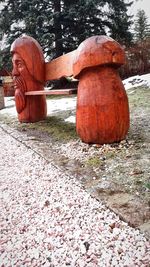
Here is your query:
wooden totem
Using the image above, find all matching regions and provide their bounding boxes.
[73,36,130,144]
[11,36,47,122]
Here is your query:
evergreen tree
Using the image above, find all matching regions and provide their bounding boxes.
[0,47,2,69]
[0,0,133,69]
[134,9,150,41]
[0,0,55,56]
[62,0,107,53]
[106,0,133,45]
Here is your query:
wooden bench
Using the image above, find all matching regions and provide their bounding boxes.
[25,88,77,96]
[25,50,77,96]
[11,35,129,144]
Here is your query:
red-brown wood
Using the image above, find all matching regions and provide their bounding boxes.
[25,88,77,95]
[2,76,14,97]
[76,67,129,144]
[73,36,129,144]
[11,35,47,122]
[11,34,130,144]
[73,36,125,78]
[45,50,76,81]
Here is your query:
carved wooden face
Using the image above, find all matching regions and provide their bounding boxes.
[12,53,29,113]
[11,36,45,84]
[12,52,30,93]
[12,51,44,114]
[10,36,47,121]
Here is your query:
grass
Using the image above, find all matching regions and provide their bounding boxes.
[17,115,78,142]
[85,156,104,167]
[128,86,150,108]
[0,113,18,124]
[104,150,116,159]
[144,183,150,190]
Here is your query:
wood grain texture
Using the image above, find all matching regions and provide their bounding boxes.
[18,94,47,123]
[25,88,77,95]
[11,34,129,143]
[45,50,76,81]
[11,36,47,122]
[76,66,129,144]
[73,35,125,78]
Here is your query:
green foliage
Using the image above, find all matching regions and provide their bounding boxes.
[0,43,2,69]
[144,183,150,190]
[134,9,150,41]
[62,0,107,53]
[128,87,150,109]
[85,156,103,167]
[106,0,133,45]
[0,0,133,69]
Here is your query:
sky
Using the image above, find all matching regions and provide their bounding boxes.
[128,0,150,23]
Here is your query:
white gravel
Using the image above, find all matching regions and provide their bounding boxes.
[0,126,150,267]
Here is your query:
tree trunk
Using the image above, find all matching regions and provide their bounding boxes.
[53,0,63,57]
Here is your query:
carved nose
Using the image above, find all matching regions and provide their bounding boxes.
[12,66,19,76]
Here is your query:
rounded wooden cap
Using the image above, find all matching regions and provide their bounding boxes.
[73,35,125,78]
[11,35,45,83]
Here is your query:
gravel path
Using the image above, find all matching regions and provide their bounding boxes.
[0,126,149,267]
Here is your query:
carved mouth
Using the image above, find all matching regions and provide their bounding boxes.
[13,77,27,92]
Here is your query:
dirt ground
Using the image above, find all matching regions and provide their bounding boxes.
[0,85,150,238]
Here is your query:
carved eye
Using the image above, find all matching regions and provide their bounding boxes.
[17,62,23,68]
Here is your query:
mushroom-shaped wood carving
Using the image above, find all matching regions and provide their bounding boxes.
[73,35,130,144]
[11,35,47,122]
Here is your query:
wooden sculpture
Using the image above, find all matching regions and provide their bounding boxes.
[11,34,129,144]
[11,36,47,122]
[73,35,130,144]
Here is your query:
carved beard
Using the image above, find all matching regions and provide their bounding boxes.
[13,77,27,114]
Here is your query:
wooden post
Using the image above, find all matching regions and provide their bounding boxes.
[73,36,130,144]
[0,82,5,110]
[2,76,14,97]
[11,36,47,123]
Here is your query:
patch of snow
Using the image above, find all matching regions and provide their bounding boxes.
[0,73,149,119]
[47,97,77,115]
[0,97,17,117]
[123,73,150,90]
[65,116,76,123]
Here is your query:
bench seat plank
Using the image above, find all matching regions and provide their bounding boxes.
[25,88,77,96]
